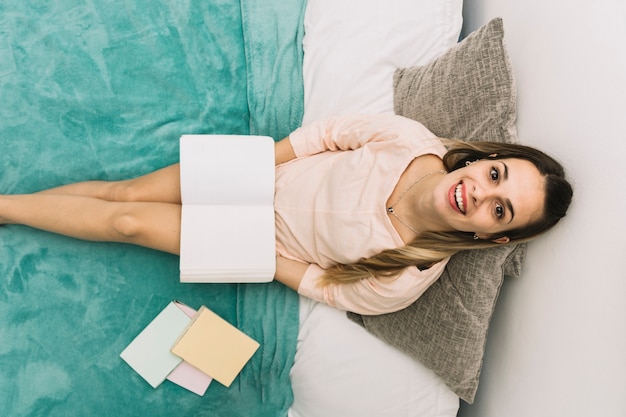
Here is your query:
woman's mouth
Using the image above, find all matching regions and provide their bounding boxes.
[450,182,466,214]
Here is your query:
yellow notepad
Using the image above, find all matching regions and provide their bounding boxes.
[170,306,260,387]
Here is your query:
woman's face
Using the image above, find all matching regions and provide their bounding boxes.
[434,157,545,241]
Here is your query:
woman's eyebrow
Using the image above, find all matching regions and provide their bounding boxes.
[506,198,515,223]
[502,161,509,180]
[501,162,515,223]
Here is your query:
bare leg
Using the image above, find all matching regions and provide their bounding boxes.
[37,164,182,204]
[0,194,181,254]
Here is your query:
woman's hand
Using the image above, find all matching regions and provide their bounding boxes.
[274,255,309,291]
[274,137,297,166]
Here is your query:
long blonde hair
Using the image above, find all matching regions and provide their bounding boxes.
[322,140,573,284]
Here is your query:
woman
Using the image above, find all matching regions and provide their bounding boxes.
[0,114,573,314]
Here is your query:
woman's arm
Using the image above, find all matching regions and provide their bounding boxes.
[276,114,435,165]
[288,114,434,158]
[295,260,449,315]
[273,136,307,288]
[274,255,309,291]
[274,253,448,315]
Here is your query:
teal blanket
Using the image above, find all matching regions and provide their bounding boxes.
[0,1,306,416]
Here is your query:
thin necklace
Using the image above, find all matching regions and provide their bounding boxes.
[386,169,447,235]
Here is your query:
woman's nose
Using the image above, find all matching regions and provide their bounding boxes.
[471,184,494,205]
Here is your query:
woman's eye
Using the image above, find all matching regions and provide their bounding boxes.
[495,204,504,218]
[490,167,499,181]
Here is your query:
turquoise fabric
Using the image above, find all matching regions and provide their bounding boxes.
[0,1,306,416]
[241,0,306,138]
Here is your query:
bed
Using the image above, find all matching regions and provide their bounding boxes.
[0,1,525,416]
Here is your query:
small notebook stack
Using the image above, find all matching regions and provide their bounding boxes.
[120,301,260,396]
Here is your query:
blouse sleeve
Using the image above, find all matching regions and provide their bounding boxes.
[297,259,449,315]
[288,113,439,158]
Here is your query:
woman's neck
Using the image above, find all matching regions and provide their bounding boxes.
[386,155,448,240]
[405,173,449,234]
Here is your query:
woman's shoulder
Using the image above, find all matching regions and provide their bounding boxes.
[353,113,433,133]
[369,114,447,157]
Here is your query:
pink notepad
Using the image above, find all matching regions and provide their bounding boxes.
[166,302,213,395]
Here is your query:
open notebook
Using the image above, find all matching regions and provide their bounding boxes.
[179,135,276,283]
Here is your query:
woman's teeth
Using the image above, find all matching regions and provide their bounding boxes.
[455,183,465,214]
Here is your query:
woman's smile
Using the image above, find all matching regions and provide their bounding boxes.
[449,181,467,214]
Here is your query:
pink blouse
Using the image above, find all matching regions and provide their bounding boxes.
[274,114,450,315]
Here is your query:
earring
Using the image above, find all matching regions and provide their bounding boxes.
[473,233,479,240]
[465,159,478,166]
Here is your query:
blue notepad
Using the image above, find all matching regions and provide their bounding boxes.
[120,302,192,388]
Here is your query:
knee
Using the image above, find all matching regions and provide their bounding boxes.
[111,181,142,202]
[111,212,142,239]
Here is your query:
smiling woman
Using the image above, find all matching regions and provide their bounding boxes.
[278,115,573,301]
[0,114,573,315]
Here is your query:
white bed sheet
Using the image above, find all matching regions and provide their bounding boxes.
[289,297,460,417]
[302,0,463,124]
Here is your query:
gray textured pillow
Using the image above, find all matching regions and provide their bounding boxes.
[348,245,525,404]
[393,17,517,143]
[348,18,525,404]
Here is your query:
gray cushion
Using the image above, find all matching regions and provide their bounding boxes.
[393,17,517,143]
[348,245,525,404]
[348,18,524,404]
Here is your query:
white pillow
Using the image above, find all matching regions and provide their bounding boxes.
[301,0,463,125]
[289,297,460,417]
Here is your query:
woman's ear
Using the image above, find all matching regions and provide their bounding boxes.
[491,236,510,244]
[475,233,510,244]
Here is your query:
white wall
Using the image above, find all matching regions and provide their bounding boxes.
[459,1,626,416]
